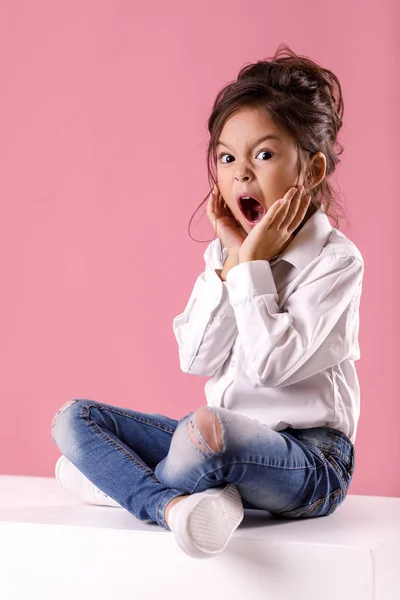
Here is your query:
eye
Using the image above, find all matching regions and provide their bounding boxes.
[217,149,274,163]
[256,150,274,160]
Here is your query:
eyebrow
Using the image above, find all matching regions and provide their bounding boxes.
[216,134,283,150]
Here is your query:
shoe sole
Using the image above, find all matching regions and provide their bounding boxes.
[55,455,66,488]
[176,484,244,559]
[55,455,84,500]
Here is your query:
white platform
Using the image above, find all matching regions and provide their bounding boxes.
[0,475,399,600]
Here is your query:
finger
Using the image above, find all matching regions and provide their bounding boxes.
[206,191,213,214]
[215,191,227,217]
[206,190,217,219]
[272,186,299,227]
[281,185,304,227]
[288,193,312,231]
[207,186,224,220]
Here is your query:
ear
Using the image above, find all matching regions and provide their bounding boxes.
[305,152,326,190]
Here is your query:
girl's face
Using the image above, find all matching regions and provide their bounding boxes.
[216,106,305,233]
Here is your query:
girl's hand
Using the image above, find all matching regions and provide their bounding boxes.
[206,183,247,253]
[238,185,311,263]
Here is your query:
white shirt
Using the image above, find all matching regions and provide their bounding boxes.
[172,207,364,445]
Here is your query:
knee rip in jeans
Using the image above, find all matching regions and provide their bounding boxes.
[187,407,224,454]
[51,399,78,433]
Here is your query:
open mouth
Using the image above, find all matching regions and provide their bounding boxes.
[239,196,266,224]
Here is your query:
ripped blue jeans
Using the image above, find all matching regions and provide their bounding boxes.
[51,399,355,531]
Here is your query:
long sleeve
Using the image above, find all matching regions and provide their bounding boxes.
[225,253,364,388]
[172,239,238,376]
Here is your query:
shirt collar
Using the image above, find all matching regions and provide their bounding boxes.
[218,206,333,271]
[270,206,333,270]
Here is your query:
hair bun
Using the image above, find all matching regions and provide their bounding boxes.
[238,45,343,137]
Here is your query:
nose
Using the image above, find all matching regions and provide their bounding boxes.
[234,162,253,182]
[234,172,251,182]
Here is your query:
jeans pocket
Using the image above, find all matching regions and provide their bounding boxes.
[306,442,353,496]
[347,445,356,478]
[278,487,343,520]
[327,454,352,494]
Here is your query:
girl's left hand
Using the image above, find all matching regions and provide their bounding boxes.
[238,185,311,263]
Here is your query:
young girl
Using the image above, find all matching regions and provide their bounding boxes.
[51,44,364,560]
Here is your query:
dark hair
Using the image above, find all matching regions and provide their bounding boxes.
[188,43,347,258]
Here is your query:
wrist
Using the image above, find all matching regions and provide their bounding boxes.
[226,251,240,266]
[219,250,240,281]
[239,254,273,263]
[227,246,240,257]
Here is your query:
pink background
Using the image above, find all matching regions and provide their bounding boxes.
[0,1,398,497]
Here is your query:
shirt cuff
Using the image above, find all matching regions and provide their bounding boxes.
[225,260,278,304]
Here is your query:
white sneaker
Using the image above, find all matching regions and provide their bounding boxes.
[55,455,122,508]
[167,484,244,559]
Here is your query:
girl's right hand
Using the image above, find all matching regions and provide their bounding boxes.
[206,183,247,254]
